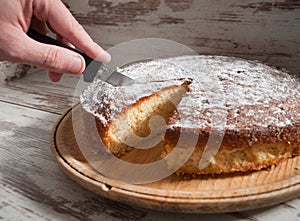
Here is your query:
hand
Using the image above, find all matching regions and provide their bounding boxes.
[0,0,111,82]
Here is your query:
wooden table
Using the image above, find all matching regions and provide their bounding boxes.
[0,68,299,221]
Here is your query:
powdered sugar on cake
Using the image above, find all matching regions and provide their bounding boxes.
[80,55,300,131]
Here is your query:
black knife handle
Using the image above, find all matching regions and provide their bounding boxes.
[27,28,102,82]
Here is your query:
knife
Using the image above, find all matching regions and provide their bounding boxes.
[27,28,134,86]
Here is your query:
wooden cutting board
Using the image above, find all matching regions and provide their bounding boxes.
[50,104,300,214]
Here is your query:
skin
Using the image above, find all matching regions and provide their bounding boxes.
[0,0,111,82]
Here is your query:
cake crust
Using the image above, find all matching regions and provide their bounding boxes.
[80,55,300,176]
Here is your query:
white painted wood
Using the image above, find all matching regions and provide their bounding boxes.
[0,62,31,82]
[0,68,80,114]
[63,0,300,74]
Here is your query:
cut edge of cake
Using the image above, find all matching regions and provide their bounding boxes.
[98,79,192,156]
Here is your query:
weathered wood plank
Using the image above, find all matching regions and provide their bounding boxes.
[0,102,149,221]
[63,0,300,74]
[0,62,31,82]
[0,68,80,114]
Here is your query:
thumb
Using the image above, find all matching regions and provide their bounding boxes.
[15,32,85,75]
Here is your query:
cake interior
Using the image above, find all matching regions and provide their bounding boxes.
[104,83,189,156]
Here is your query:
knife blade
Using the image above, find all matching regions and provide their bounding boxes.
[27,28,134,86]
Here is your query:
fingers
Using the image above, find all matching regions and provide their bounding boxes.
[0,0,108,82]
[33,0,111,63]
[56,34,75,48]
[7,27,86,76]
[48,71,63,82]
[47,33,77,82]
[29,20,77,82]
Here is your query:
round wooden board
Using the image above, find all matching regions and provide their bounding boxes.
[50,105,300,214]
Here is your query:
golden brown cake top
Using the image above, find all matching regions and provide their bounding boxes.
[80,55,300,133]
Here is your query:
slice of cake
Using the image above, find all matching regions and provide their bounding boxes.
[80,55,300,175]
[99,79,191,156]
